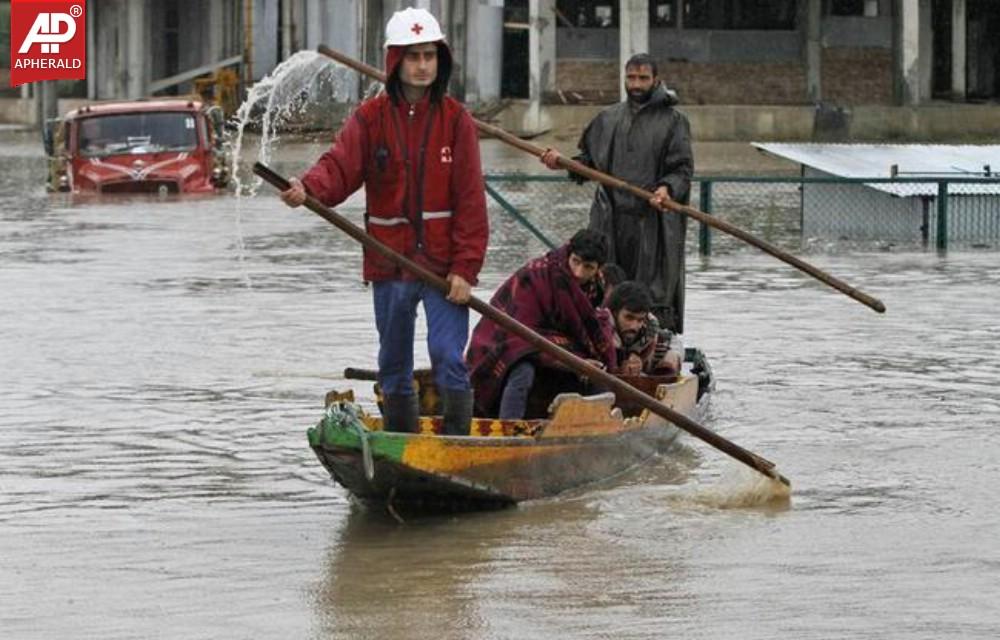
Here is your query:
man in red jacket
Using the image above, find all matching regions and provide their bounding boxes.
[280,8,488,435]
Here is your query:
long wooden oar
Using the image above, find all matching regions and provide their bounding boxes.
[316,44,885,315]
[253,161,791,488]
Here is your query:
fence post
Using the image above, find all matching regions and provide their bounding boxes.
[920,197,930,248]
[699,180,712,256]
[936,181,948,251]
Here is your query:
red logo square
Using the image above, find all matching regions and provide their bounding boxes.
[9,0,87,87]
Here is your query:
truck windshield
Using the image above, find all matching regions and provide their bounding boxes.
[77,112,199,157]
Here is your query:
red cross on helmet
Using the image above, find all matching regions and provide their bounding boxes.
[384,7,445,48]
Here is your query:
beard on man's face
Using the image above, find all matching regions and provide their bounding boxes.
[628,86,655,104]
[619,329,639,343]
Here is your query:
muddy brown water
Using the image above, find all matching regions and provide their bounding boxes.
[2,129,998,638]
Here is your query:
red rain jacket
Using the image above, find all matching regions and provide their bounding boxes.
[300,89,488,284]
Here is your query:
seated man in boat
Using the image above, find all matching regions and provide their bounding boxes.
[466,229,618,419]
[607,281,684,376]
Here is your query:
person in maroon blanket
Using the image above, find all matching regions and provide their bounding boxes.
[279,8,488,435]
[466,229,618,419]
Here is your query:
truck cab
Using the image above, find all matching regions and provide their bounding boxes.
[44,99,230,194]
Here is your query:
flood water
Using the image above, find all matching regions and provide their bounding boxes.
[2,127,999,639]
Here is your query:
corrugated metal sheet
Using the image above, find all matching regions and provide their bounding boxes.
[752,143,1000,196]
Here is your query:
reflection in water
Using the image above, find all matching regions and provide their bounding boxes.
[316,493,701,640]
[316,510,496,640]
[313,447,787,639]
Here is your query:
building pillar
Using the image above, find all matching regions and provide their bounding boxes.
[361,1,383,69]
[249,0,278,81]
[307,0,363,98]
[444,0,465,99]
[619,0,649,102]
[918,0,932,102]
[532,0,557,99]
[281,0,294,60]
[36,81,59,127]
[440,0,453,32]
[208,0,225,63]
[125,0,149,98]
[91,0,122,99]
[897,0,920,105]
[464,0,504,104]
[86,0,96,99]
[525,0,555,133]
[303,0,321,47]
[382,0,409,15]
[305,0,360,53]
[805,0,822,102]
[413,0,443,16]
[951,0,966,100]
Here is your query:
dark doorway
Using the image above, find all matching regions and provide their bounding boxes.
[931,0,952,99]
[967,0,1000,100]
[501,0,529,98]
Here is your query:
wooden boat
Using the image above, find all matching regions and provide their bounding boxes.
[308,349,714,514]
[253,160,792,496]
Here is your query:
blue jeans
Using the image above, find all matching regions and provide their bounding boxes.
[372,280,470,396]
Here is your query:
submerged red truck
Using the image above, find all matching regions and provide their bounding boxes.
[44,99,231,194]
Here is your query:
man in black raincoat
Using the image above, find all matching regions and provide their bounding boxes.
[541,53,693,334]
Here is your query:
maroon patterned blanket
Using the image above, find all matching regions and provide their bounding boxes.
[466,245,616,415]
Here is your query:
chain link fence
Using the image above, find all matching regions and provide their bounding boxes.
[484,174,1000,254]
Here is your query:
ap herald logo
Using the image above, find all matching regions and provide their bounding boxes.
[9,0,87,87]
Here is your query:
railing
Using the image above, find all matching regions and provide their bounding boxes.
[483,174,1000,253]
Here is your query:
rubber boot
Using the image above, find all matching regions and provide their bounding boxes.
[382,394,419,433]
[441,389,474,436]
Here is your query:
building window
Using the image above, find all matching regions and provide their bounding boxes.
[684,0,797,30]
[505,0,528,23]
[829,0,880,16]
[556,1,618,28]
[651,1,678,27]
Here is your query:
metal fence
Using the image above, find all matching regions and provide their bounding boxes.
[483,174,1000,254]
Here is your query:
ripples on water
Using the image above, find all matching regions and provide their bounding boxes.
[2,129,998,638]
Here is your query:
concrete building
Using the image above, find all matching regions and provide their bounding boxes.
[531,0,1000,107]
[3,1,1000,138]
[1,0,507,124]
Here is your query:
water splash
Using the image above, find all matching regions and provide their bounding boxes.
[650,462,791,511]
[229,50,360,198]
[688,463,792,509]
[226,49,367,289]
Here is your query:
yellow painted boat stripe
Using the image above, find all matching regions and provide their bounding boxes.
[401,437,575,474]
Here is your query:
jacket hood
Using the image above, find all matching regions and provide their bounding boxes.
[645,82,680,108]
[385,41,453,103]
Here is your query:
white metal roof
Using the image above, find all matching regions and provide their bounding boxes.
[752,143,1000,196]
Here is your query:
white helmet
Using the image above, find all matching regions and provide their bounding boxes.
[384,7,445,49]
